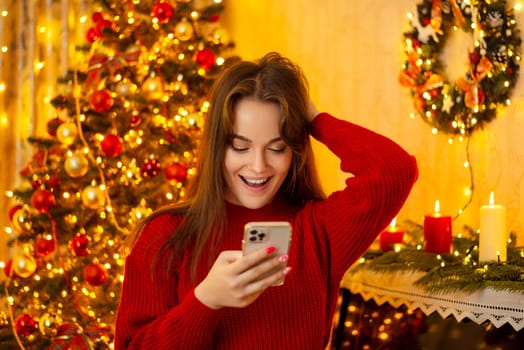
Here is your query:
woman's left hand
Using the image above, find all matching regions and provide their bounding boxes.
[194,247,290,309]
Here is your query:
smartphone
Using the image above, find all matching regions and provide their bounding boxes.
[242,221,292,286]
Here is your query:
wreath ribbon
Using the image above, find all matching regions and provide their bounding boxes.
[431,0,465,31]
[398,51,420,88]
[456,56,494,108]
[398,51,444,112]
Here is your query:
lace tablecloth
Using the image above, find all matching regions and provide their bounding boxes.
[341,269,524,331]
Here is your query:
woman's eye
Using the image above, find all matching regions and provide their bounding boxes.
[268,146,287,153]
[231,145,248,152]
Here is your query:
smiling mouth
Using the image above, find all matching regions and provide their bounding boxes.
[240,176,270,187]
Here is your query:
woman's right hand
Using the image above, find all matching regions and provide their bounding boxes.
[194,247,290,309]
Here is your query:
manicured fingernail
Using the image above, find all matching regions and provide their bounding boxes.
[278,255,288,263]
[266,246,276,254]
[283,267,292,275]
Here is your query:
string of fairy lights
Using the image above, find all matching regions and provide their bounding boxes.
[0,8,7,129]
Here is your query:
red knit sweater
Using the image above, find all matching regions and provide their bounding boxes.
[115,113,418,349]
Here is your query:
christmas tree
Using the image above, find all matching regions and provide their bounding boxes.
[0,0,237,348]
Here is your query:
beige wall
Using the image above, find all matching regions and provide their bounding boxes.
[222,0,524,244]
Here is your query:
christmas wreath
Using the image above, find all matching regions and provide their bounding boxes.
[399,0,521,135]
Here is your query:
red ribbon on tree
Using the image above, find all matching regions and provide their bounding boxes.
[46,323,112,350]
[86,50,140,89]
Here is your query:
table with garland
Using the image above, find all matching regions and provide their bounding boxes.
[328,232,524,350]
[329,264,524,349]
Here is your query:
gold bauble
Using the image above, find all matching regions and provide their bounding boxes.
[116,80,137,96]
[64,154,89,178]
[12,206,32,232]
[12,252,37,278]
[210,27,229,45]
[142,74,164,100]
[39,312,61,336]
[174,18,194,41]
[56,122,78,145]
[81,185,106,209]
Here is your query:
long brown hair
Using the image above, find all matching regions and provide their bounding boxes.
[130,52,325,278]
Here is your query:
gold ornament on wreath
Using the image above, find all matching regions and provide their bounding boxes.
[399,0,521,135]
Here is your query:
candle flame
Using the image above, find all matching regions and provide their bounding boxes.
[389,217,397,229]
[434,200,440,214]
[489,191,495,205]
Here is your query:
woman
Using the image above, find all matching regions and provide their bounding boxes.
[115,52,418,349]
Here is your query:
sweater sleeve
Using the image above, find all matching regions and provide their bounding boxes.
[114,214,222,349]
[309,113,418,278]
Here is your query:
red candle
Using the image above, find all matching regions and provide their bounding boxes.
[423,200,452,254]
[379,217,405,252]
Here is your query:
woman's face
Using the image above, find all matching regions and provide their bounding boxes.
[223,97,292,209]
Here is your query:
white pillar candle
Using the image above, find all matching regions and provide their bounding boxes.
[479,192,507,262]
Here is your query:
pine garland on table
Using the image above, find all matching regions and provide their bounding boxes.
[354,222,524,294]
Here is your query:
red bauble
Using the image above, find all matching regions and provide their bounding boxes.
[95,19,114,36]
[151,2,174,23]
[36,238,55,257]
[208,14,220,22]
[15,313,38,336]
[71,235,90,256]
[195,48,216,70]
[141,159,161,177]
[31,189,56,213]
[31,179,42,190]
[130,114,142,127]
[3,260,13,277]
[92,12,104,23]
[86,27,100,43]
[83,263,107,286]
[101,134,123,157]
[90,89,113,113]
[164,162,188,183]
[8,205,23,221]
[46,117,64,137]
